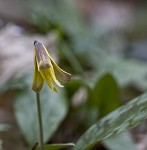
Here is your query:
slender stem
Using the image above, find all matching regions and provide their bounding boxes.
[36,93,44,150]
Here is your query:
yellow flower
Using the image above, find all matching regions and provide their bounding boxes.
[31,40,71,93]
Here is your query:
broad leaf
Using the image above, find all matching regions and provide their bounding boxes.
[74,92,147,150]
[36,143,75,150]
[14,84,68,146]
[88,73,120,118]
[103,132,137,150]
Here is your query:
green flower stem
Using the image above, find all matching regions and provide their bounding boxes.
[36,93,44,150]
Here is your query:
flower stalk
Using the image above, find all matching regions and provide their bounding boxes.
[36,93,44,150]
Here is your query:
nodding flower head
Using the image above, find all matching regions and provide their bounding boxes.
[31,40,71,93]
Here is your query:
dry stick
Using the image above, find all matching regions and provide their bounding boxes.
[36,93,44,150]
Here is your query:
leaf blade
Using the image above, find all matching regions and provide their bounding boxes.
[36,143,75,150]
[14,84,68,146]
[74,92,147,150]
[88,73,120,118]
[103,132,137,150]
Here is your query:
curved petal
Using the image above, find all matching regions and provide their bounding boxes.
[40,69,58,93]
[48,67,64,88]
[30,51,44,93]
[42,45,71,83]
[32,40,71,93]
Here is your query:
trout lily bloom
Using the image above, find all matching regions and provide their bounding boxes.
[31,40,71,93]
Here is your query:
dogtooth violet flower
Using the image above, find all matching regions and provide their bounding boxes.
[31,40,71,93]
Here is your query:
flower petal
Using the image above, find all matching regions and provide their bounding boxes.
[34,40,52,71]
[33,40,71,93]
[30,51,44,93]
[42,45,71,83]
[40,69,59,93]
[48,67,64,87]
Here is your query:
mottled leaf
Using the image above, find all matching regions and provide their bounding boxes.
[103,132,137,150]
[74,92,147,150]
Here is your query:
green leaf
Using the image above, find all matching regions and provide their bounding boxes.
[103,132,137,150]
[88,73,120,118]
[36,143,75,150]
[74,92,147,150]
[95,57,147,90]
[14,84,68,146]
